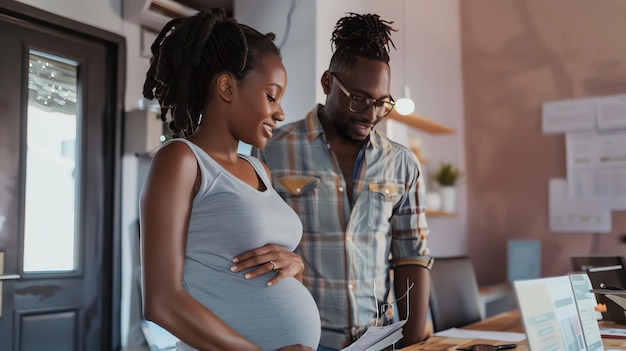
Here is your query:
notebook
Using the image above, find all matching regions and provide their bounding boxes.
[513,274,604,351]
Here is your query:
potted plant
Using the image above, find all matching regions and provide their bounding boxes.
[433,163,463,213]
[434,162,463,187]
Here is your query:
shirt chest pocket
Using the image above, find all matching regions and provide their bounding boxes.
[274,176,319,196]
[366,182,403,228]
[273,176,320,231]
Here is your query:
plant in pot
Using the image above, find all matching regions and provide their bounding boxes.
[433,163,463,213]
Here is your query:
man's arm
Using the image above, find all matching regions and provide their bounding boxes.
[393,264,430,345]
[389,149,432,345]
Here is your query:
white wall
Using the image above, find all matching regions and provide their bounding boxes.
[400,0,467,258]
[235,0,317,124]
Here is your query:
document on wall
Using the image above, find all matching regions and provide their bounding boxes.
[548,179,611,233]
[543,94,626,134]
[542,97,597,134]
[566,131,626,210]
[594,94,626,132]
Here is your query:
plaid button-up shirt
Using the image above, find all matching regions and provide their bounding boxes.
[253,105,432,349]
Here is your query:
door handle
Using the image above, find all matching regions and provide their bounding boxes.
[0,274,20,280]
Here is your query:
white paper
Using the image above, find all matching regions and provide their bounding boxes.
[595,94,626,131]
[542,97,597,134]
[566,131,626,210]
[548,179,611,233]
[341,320,406,351]
[434,328,526,342]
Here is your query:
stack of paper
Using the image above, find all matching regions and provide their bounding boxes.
[341,320,406,351]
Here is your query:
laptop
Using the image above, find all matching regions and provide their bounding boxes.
[513,274,604,351]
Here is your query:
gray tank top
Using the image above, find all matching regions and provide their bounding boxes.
[168,139,320,351]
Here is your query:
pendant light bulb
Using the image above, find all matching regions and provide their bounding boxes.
[395,97,415,115]
[395,85,415,115]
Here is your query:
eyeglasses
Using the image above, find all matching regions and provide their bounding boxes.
[330,73,395,118]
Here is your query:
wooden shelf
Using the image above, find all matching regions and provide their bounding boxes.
[388,110,455,134]
[425,210,457,217]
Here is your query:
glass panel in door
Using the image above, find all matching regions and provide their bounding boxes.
[23,51,79,272]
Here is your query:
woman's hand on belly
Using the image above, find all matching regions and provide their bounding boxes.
[230,243,305,286]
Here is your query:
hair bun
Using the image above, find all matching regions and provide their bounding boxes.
[331,12,396,52]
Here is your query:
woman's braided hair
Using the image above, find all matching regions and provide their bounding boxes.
[143,7,280,138]
[329,12,397,72]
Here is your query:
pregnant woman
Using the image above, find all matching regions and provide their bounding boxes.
[139,8,320,351]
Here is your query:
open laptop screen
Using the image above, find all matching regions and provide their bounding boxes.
[513,275,603,351]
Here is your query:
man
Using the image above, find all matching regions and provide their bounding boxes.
[253,12,432,351]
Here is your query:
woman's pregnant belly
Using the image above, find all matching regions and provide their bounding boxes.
[181,261,321,351]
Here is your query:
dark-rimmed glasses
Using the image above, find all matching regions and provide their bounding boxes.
[330,73,395,118]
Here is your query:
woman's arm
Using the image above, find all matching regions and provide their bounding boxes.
[140,142,261,351]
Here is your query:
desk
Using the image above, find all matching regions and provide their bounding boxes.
[400,310,626,351]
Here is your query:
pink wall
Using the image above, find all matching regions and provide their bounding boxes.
[461,0,626,285]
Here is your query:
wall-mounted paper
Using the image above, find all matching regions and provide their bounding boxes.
[566,131,626,210]
[595,94,626,132]
[548,179,611,233]
[542,97,597,134]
